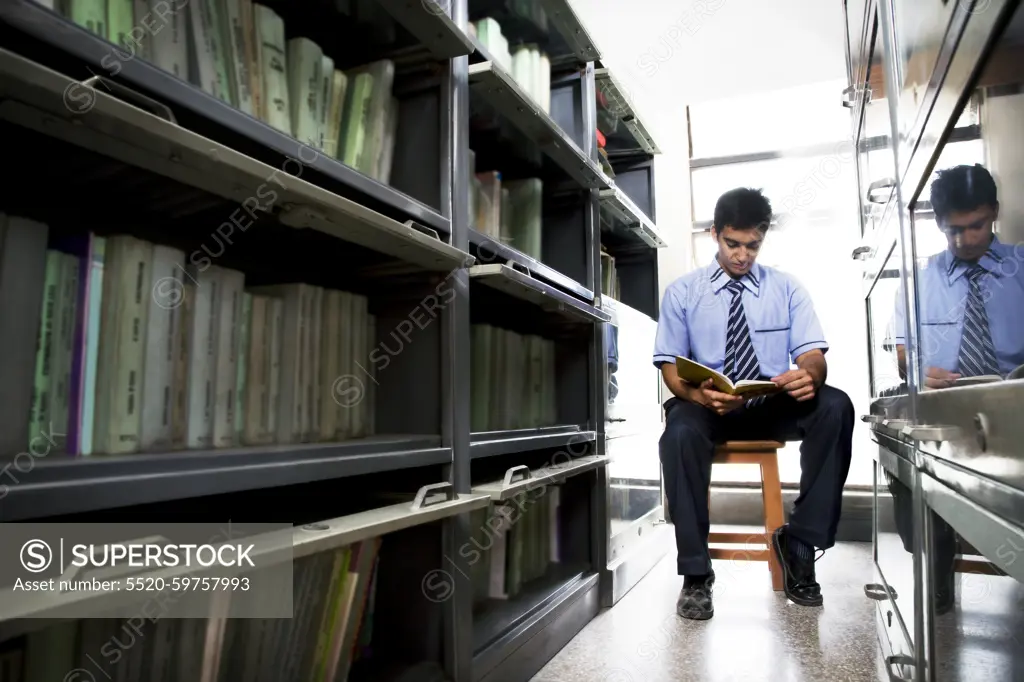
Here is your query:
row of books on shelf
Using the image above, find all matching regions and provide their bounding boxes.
[0,214,375,459]
[468,150,543,261]
[469,18,551,115]
[469,489,562,603]
[0,538,381,682]
[44,0,398,183]
[600,250,621,300]
[470,324,557,433]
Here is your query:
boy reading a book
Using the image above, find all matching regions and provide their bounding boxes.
[886,164,1024,386]
[882,163,1024,615]
[653,187,854,620]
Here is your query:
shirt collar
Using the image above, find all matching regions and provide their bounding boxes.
[708,257,761,296]
[944,235,1006,285]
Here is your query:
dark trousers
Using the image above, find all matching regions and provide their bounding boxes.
[659,385,855,576]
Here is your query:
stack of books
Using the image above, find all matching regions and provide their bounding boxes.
[55,0,399,184]
[470,324,557,433]
[0,538,381,682]
[468,152,543,261]
[469,488,562,604]
[471,17,550,114]
[0,214,376,459]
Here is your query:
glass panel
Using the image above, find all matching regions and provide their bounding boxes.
[858,29,898,240]
[845,0,869,86]
[920,10,1024,681]
[929,515,1024,682]
[875,458,916,657]
[606,304,663,544]
[868,236,907,401]
[909,17,1024,391]
[891,0,957,147]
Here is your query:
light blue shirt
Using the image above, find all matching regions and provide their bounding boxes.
[886,236,1024,376]
[652,258,830,377]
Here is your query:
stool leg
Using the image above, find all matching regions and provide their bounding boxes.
[760,454,785,591]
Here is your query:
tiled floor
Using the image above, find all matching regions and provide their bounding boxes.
[532,540,885,682]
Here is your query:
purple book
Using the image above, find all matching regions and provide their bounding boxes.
[53,233,97,456]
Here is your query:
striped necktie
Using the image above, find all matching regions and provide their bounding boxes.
[723,280,765,406]
[957,265,999,377]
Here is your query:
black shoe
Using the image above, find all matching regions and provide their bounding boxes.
[677,572,715,620]
[772,526,824,607]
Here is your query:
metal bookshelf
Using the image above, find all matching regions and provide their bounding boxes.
[0,0,665,679]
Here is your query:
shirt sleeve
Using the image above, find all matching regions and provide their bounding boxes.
[788,282,829,363]
[653,285,689,368]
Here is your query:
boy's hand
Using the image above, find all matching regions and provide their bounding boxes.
[695,378,746,415]
[771,369,816,401]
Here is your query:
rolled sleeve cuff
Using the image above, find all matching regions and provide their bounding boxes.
[791,340,829,360]
[653,354,677,368]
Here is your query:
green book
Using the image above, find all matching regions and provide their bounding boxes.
[70,0,106,37]
[28,251,61,449]
[235,292,252,440]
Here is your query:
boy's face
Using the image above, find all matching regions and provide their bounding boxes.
[941,204,997,262]
[712,224,764,278]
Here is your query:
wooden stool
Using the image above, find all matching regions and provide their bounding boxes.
[707,440,785,591]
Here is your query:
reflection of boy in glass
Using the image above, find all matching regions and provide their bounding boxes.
[885,164,1024,614]
[887,163,1024,384]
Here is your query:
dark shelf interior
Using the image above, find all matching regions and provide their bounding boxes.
[472,561,591,652]
[0,1,448,228]
[467,465,596,653]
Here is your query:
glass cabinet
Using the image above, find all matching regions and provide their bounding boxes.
[846,0,1024,680]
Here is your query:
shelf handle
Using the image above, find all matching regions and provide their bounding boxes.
[80,76,177,124]
[851,245,871,260]
[501,465,532,488]
[861,415,884,424]
[901,424,960,442]
[863,583,898,601]
[506,261,533,278]
[841,84,857,108]
[411,482,455,510]
[885,654,915,682]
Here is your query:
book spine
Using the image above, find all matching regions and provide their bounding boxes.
[28,252,61,452]
[255,5,291,134]
[110,238,152,454]
[141,246,185,451]
[224,0,255,114]
[47,254,77,453]
[185,268,218,448]
[213,268,244,448]
[235,291,251,442]
[266,297,283,441]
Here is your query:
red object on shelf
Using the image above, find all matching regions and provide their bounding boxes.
[596,129,606,148]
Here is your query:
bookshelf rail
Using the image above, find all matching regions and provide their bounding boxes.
[598,186,666,248]
[594,66,659,157]
[0,48,472,273]
[468,61,610,190]
[0,439,451,522]
[470,455,608,499]
[468,264,609,324]
[469,230,594,301]
[0,1,453,234]
[469,427,596,459]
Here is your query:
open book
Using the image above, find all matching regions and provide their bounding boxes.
[952,375,1002,387]
[675,356,781,397]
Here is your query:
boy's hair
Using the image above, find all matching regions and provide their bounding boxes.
[713,187,773,234]
[930,164,998,223]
